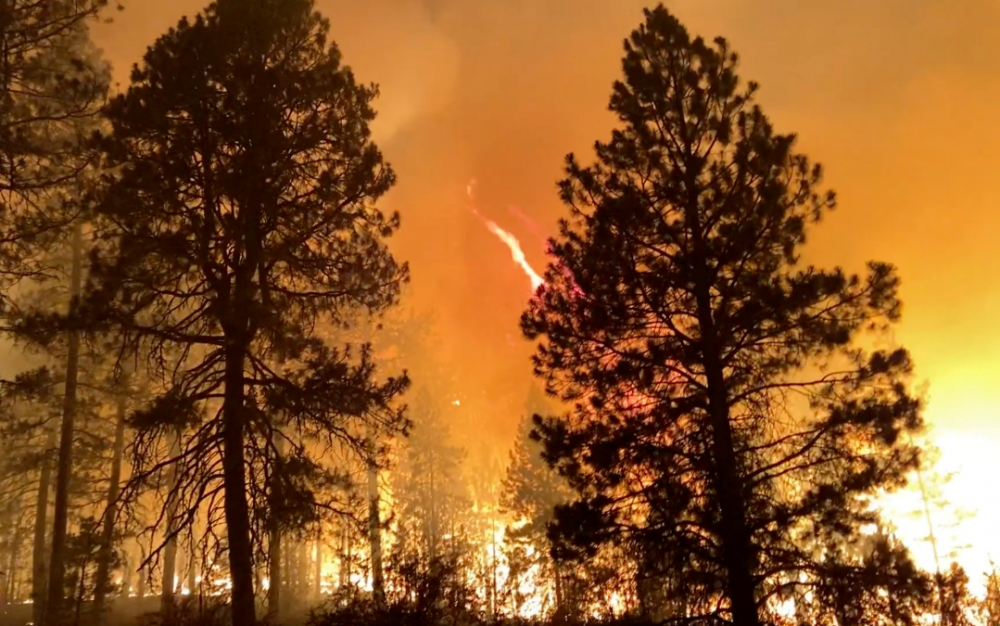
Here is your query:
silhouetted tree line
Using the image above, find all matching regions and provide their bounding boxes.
[0,1,988,626]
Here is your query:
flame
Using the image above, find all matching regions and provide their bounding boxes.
[480,219,545,292]
[467,180,545,293]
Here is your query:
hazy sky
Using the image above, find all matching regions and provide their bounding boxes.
[91,0,1000,577]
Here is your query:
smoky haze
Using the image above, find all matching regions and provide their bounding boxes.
[91,0,1000,574]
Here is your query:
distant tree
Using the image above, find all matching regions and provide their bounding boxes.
[0,5,113,619]
[91,367,131,624]
[807,531,933,626]
[0,378,57,614]
[0,349,122,624]
[979,566,1000,626]
[931,562,976,626]
[82,0,409,622]
[522,5,927,625]
[390,388,468,566]
[500,385,573,617]
[0,0,110,293]
[3,227,132,624]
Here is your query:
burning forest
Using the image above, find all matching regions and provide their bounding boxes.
[0,1,998,626]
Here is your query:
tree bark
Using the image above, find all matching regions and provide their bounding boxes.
[283,541,293,610]
[690,249,759,626]
[266,511,281,619]
[137,569,145,599]
[186,528,198,600]
[8,523,21,602]
[120,551,131,599]
[161,429,181,617]
[222,343,256,625]
[266,432,284,620]
[337,525,346,589]
[338,523,351,590]
[298,540,309,605]
[3,499,22,605]
[93,377,128,624]
[136,545,146,598]
[31,426,56,624]
[313,536,322,600]
[44,220,85,626]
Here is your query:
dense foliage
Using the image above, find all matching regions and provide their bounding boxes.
[522,5,928,625]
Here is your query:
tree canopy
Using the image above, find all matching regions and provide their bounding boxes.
[83,0,409,622]
[522,5,927,624]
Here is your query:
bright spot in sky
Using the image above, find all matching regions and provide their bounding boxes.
[881,426,1000,594]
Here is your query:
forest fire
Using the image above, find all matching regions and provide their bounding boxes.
[0,2,996,626]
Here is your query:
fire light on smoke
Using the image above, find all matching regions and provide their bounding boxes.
[467,180,545,293]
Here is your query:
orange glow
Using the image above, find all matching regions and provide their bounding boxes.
[87,0,1000,608]
[467,180,545,293]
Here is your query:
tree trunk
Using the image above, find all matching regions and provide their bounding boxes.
[704,381,758,626]
[160,538,177,615]
[266,432,284,620]
[161,429,181,617]
[44,221,84,626]
[338,524,347,589]
[367,451,385,606]
[136,545,146,598]
[553,561,563,618]
[283,541,293,611]
[345,534,352,589]
[428,461,438,563]
[298,540,309,605]
[120,551,131,599]
[222,343,256,625]
[690,267,759,625]
[93,379,128,623]
[9,517,22,603]
[0,510,8,607]
[313,536,322,600]
[31,426,56,624]
[266,518,281,619]
[3,500,22,606]
[186,530,198,599]
[338,523,352,590]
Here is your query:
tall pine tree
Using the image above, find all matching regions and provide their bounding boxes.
[84,0,408,622]
[522,6,927,624]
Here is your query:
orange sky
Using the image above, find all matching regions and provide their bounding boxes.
[91,0,1000,579]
